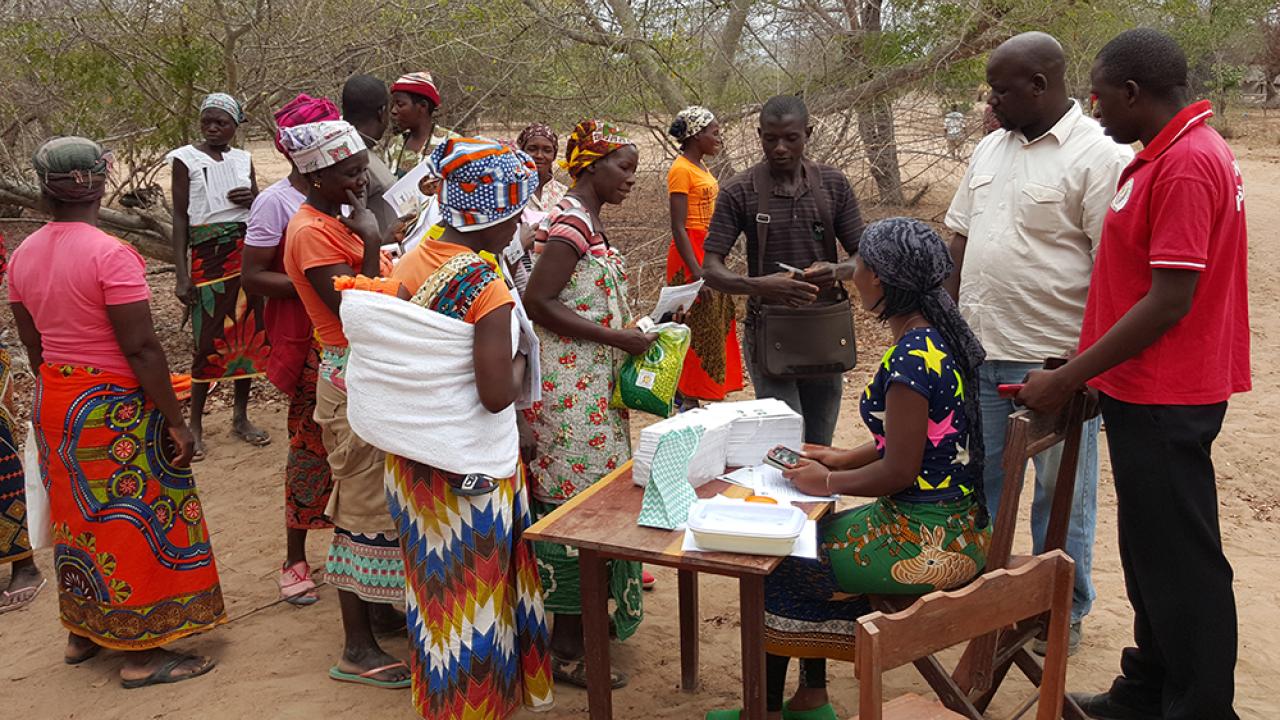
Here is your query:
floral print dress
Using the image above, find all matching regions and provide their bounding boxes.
[522,196,644,638]
[524,196,632,503]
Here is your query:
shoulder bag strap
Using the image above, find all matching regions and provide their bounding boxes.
[752,163,773,278]
[804,160,839,262]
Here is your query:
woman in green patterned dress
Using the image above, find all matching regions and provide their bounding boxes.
[522,119,656,688]
[167,93,269,460]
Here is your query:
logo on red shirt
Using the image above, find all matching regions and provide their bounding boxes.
[1111,178,1134,212]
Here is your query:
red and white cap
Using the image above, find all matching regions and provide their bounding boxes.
[391,71,440,106]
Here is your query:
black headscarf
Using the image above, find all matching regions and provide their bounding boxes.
[859,217,988,524]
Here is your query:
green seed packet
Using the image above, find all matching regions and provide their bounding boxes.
[612,322,692,418]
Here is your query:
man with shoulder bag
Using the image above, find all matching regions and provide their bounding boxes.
[703,95,865,445]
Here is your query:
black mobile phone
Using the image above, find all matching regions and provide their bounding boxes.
[764,445,803,471]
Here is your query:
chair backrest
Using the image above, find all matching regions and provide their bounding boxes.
[855,551,1075,720]
[985,389,1091,572]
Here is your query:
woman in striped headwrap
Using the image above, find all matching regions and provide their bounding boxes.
[522,119,656,688]
[167,92,270,461]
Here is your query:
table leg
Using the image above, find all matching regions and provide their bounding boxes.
[579,548,613,720]
[678,569,699,691]
[739,574,767,720]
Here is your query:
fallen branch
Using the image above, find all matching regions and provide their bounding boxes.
[0,180,173,260]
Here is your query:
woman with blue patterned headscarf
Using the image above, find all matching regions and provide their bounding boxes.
[335,137,554,716]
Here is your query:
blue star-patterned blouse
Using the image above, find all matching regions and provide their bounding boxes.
[858,327,974,503]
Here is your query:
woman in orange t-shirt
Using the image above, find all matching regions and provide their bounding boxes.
[279,120,409,690]
[666,106,743,405]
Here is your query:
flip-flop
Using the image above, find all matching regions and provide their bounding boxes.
[191,445,207,463]
[232,427,272,447]
[0,577,47,614]
[64,643,101,666]
[642,569,657,591]
[551,654,628,689]
[783,701,838,719]
[706,703,837,720]
[328,662,412,689]
[121,654,216,689]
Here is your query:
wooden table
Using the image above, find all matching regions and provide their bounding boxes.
[524,461,831,720]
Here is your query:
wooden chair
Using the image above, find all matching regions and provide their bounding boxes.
[865,377,1095,719]
[850,551,1076,720]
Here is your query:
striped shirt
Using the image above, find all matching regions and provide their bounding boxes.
[704,161,863,276]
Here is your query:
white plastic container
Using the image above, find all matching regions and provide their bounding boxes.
[686,500,807,556]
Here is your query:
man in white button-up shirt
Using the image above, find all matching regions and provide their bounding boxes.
[944,32,1133,655]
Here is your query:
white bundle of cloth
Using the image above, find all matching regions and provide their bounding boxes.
[340,288,534,478]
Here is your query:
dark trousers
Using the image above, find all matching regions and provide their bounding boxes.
[1100,394,1238,720]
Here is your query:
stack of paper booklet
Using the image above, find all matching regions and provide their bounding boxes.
[632,408,734,489]
[707,398,805,468]
[632,399,805,488]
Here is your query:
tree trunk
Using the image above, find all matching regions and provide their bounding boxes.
[602,0,688,115]
[857,100,904,205]
[708,0,753,108]
[854,0,904,205]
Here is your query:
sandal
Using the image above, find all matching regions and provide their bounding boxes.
[65,642,101,666]
[328,662,412,689]
[0,577,46,614]
[278,561,318,606]
[121,653,216,689]
[642,569,656,591]
[551,654,628,689]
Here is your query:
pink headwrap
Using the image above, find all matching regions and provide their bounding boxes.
[273,94,341,156]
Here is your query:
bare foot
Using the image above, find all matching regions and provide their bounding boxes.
[231,417,270,447]
[190,426,206,462]
[336,645,410,684]
[120,648,216,688]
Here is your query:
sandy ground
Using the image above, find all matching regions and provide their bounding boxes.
[2,117,1280,719]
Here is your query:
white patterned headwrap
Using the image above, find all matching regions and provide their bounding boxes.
[669,106,716,142]
[278,121,367,173]
[200,93,245,124]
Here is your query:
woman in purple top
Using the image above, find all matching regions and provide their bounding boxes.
[241,94,340,606]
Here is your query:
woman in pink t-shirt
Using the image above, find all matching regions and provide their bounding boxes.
[7,137,225,689]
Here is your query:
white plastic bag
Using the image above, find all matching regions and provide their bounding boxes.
[22,420,51,550]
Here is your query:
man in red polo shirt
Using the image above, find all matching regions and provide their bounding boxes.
[1018,29,1249,720]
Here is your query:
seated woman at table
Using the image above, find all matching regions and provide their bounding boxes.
[708,218,992,720]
